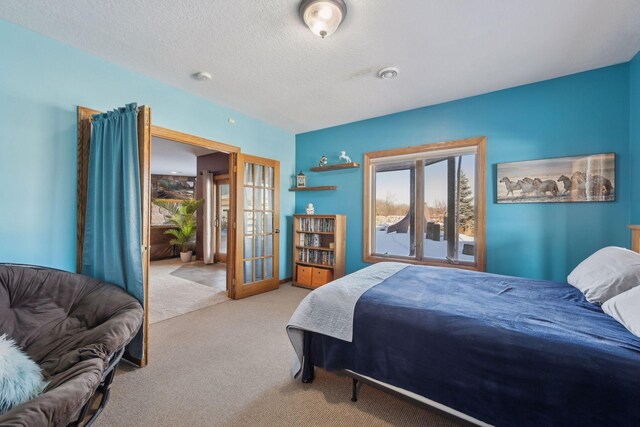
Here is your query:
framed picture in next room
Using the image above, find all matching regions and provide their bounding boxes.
[497,153,615,204]
[151,174,196,200]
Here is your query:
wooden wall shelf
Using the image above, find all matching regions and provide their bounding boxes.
[289,186,337,191]
[310,162,360,172]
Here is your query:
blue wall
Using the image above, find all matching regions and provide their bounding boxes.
[296,65,631,281]
[0,20,295,278]
[630,51,640,222]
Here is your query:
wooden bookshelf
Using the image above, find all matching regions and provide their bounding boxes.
[292,214,346,290]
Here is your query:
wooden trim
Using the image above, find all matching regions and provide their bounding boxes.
[76,106,101,273]
[363,136,487,272]
[310,162,360,172]
[138,106,151,368]
[151,129,240,299]
[364,255,480,271]
[279,277,293,284]
[365,136,485,160]
[228,153,238,299]
[289,186,337,191]
[363,154,372,264]
[415,160,425,259]
[475,137,487,272]
[151,125,240,153]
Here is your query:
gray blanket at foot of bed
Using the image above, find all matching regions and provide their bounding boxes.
[286,262,408,377]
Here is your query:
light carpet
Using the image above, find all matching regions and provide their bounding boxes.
[149,258,229,324]
[96,283,461,427]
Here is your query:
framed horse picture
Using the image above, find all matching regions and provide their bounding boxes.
[497,153,615,204]
[151,174,196,200]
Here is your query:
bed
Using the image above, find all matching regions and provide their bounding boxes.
[287,262,640,426]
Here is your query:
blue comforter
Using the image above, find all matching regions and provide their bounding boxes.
[303,265,640,426]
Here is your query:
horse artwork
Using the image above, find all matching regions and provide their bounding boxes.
[497,153,615,204]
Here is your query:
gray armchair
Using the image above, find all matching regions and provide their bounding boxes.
[0,264,143,426]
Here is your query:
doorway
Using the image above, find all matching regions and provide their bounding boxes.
[148,137,230,324]
[77,106,281,366]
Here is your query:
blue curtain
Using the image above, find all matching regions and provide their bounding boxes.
[82,103,144,360]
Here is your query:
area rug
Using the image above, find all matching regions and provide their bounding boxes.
[149,258,229,324]
[171,261,226,291]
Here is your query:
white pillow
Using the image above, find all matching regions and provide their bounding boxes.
[603,286,640,337]
[567,246,640,304]
[0,334,48,414]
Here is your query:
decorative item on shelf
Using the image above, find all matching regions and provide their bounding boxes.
[339,151,352,163]
[318,155,328,167]
[296,170,306,188]
[306,203,315,215]
[329,242,335,249]
[312,234,321,247]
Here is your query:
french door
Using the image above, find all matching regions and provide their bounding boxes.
[233,154,280,298]
[215,176,229,263]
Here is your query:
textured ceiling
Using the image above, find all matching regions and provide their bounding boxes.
[151,137,214,176]
[2,0,640,133]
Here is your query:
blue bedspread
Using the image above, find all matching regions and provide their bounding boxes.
[303,265,640,426]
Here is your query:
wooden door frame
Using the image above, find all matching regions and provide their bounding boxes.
[76,106,101,273]
[150,126,240,300]
[214,174,230,263]
[77,105,151,367]
[77,107,241,366]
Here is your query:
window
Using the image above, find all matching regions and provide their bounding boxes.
[364,137,486,271]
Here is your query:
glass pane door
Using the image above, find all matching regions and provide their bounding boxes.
[234,154,279,298]
[219,181,229,254]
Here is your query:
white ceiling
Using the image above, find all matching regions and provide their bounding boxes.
[2,1,640,133]
[151,137,213,176]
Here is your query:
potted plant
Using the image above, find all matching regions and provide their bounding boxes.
[153,198,205,262]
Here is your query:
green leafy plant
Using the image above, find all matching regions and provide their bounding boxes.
[153,198,205,252]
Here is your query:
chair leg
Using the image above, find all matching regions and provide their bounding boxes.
[68,347,125,427]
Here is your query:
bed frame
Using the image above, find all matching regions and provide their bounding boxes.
[302,329,488,426]
[344,370,488,426]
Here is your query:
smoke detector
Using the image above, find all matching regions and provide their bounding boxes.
[378,67,399,79]
[192,71,212,81]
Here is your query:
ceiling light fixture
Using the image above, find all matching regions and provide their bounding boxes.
[378,67,399,79]
[192,71,212,81]
[299,0,347,39]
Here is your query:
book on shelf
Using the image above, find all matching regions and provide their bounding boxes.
[298,233,322,247]
[297,217,335,233]
[297,248,335,266]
